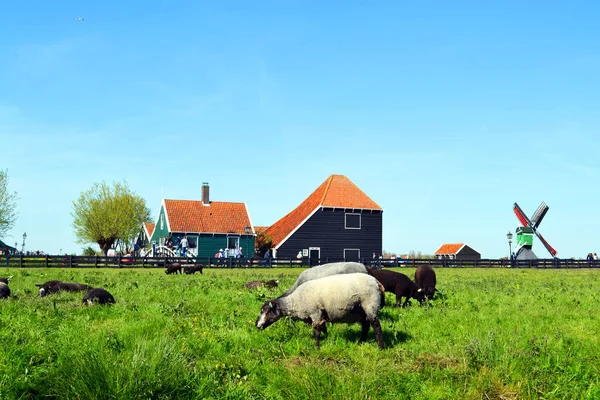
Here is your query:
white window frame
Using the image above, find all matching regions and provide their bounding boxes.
[345,213,361,229]
[309,247,320,259]
[344,248,361,260]
[227,235,240,251]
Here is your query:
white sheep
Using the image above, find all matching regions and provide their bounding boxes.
[280,261,367,297]
[256,273,385,349]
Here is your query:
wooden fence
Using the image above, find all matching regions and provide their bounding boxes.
[0,255,598,269]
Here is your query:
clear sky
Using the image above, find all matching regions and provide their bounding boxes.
[1,1,599,258]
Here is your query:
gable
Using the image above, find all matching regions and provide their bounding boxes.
[266,174,382,248]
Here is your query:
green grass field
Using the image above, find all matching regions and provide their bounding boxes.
[0,267,599,399]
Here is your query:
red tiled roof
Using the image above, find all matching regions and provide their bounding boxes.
[266,175,382,248]
[144,222,155,238]
[434,243,465,255]
[165,200,251,234]
[253,226,269,234]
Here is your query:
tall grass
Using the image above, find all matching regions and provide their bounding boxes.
[0,267,599,399]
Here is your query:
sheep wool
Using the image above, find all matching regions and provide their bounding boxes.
[281,261,368,297]
[257,273,385,349]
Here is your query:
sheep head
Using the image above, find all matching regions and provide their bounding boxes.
[256,300,282,330]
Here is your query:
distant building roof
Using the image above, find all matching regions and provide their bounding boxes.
[435,243,482,256]
[266,174,382,248]
[434,243,466,255]
[164,199,253,234]
[144,222,155,239]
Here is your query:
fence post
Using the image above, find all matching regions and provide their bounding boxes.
[19,254,23,268]
[69,255,73,268]
[45,255,49,268]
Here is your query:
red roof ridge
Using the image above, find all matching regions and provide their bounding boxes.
[320,175,334,205]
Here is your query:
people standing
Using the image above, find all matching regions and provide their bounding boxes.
[180,235,188,257]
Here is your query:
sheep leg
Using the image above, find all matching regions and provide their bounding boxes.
[359,320,370,343]
[371,317,385,349]
[313,324,323,348]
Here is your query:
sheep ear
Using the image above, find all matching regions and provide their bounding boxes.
[417,288,423,292]
[268,301,274,309]
[7,276,12,281]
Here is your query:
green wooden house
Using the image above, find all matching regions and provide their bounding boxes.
[144,183,256,258]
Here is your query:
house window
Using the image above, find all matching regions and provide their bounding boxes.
[227,236,240,250]
[344,249,360,262]
[345,213,361,229]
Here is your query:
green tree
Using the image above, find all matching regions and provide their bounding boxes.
[72,181,151,255]
[0,170,18,239]
[254,230,272,257]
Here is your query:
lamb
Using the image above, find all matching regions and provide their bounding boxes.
[244,279,279,289]
[414,265,437,300]
[0,276,12,299]
[281,261,367,297]
[367,268,424,307]
[256,273,385,349]
[82,288,115,305]
[184,265,203,274]
[36,281,90,297]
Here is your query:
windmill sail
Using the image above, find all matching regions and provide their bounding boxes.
[513,203,531,227]
[531,202,549,229]
[534,231,557,257]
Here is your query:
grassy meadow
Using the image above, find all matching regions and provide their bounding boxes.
[0,266,599,399]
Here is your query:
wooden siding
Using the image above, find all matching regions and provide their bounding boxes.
[150,206,170,244]
[457,245,481,260]
[194,234,256,258]
[277,208,382,260]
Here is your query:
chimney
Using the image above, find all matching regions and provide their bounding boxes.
[202,182,210,205]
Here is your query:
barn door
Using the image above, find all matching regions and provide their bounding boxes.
[309,247,320,266]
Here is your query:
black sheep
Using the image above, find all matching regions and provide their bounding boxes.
[36,281,90,297]
[414,265,437,300]
[367,268,424,307]
[184,265,203,274]
[264,279,279,288]
[35,280,63,297]
[0,276,12,299]
[165,263,182,274]
[82,288,115,305]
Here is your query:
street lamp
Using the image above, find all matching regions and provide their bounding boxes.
[244,226,252,235]
[22,232,27,253]
[507,231,513,261]
[14,242,18,254]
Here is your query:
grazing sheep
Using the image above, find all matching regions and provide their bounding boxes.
[264,279,279,288]
[245,280,263,289]
[244,279,280,289]
[281,261,367,297]
[0,276,12,299]
[36,281,90,297]
[184,265,203,274]
[367,268,424,307]
[414,265,437,300]
[82,288,115,305]
[256,273,385,349]
[165,263,182,275]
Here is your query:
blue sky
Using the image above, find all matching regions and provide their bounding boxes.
[1,1,599,258]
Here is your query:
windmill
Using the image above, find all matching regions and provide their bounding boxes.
[512,202,557,259]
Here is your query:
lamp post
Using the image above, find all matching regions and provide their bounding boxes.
[507,231,513,262]
[14,242,18,255]
[244,226,251,235]
[22,232,27,253]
